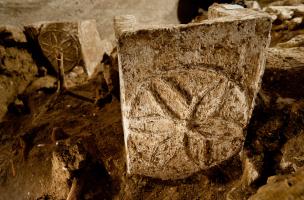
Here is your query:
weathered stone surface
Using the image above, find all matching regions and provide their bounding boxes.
[263,4,304,45]
[0,25,37,121]
[25,20,103,77]
[115,4,271,179]
[264,5,304,21]
[280,130,304,172]
[266,0,304,6]
[241,156,262,186]
[276,33,304,47]
[245,1,262,10]
[0,25,27,44]
[25,75,57,93]
[51,141,87,199]
[263,35,304,98]
[249,167,304,200]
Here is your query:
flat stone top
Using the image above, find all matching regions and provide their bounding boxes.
[115,4,271,37]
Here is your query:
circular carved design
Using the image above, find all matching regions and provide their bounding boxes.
[38,25,81,73]
[128,68,248,171]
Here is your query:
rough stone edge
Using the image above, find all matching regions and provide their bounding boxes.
[114,5,272,177]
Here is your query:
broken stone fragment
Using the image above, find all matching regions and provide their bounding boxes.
[208,3,245,18]
[267,0,304,6]
[115,4,272,180]
[276,34,304,47]
[249,167,304,200]
[244,1,261,10]
[24,20,104,77]
[0,25,27,44]
[263,36,304,98]
[51,141,87,199]
[24,75,57,94]
[241,155,262,186]
[264,5,304,20]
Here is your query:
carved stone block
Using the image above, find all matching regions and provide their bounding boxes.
[25,20,103,77]
[115,4,272,180]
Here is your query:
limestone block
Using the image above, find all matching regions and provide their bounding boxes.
[245,1,261,10]
[115,4,271,179]
[25,20,103,77]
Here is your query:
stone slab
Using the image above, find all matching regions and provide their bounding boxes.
[25,20,103,77]
[115,4,272,180]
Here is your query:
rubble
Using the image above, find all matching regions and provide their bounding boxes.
[280,130,304,172]
[0,25,38,122]
[0,25,27,44]
[241,155,262,186]
[263,35,304,98]
[263,5,304,21]
[51,141,87,199]
[115,4,271,179]
[263,4,304,45]
[267,0,304,6]
[25,75,57,94]
[244,1,262,10]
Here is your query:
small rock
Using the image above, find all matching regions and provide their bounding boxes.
[65,66,88,88]
[7,98,29,115]
[288,17,303,29]
[264,5,304,21]
[241,155,262,186]
[244,1,261,10]
[50,127,69,143]
[25,75,57,94]
[249,167,304,200]
[268,0,304,6]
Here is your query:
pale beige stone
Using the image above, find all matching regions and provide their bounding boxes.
[263,36,304,98]
[249,168,304,200]
[115,4,272,180]
[263,5,304,21]
[25,20,104,77]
